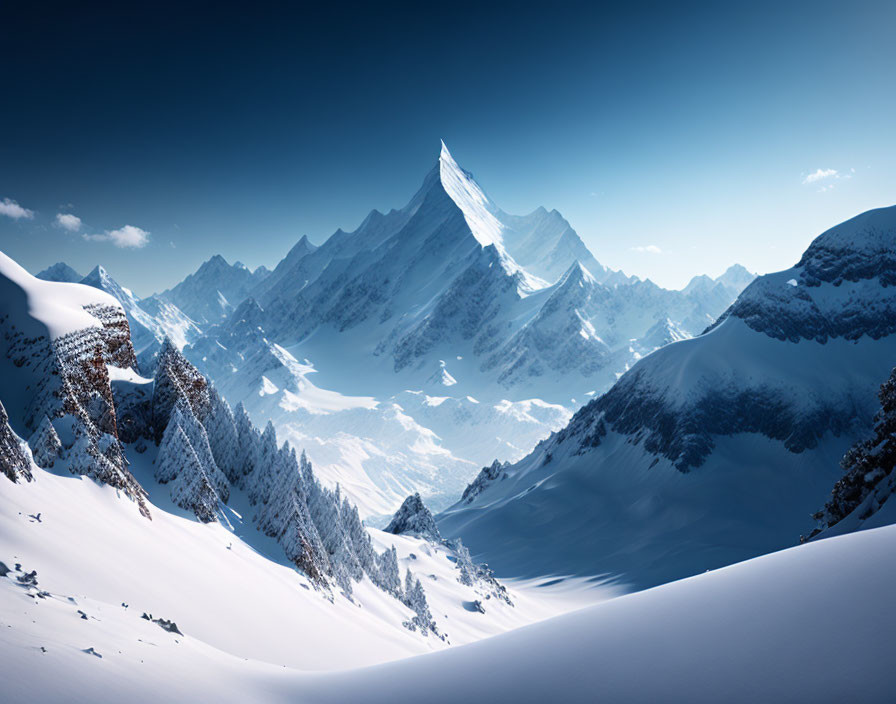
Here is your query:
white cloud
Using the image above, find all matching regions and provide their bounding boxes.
[802,168,838,184]
[631,244,662,254]
[84,224,150,248]
[0,198,34,220]
[55,213,82,231]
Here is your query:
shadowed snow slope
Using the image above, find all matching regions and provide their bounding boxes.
[292,524,896,704]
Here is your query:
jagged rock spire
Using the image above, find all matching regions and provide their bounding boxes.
[385,493,441,542]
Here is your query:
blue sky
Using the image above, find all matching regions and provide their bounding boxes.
[1,1,894,295]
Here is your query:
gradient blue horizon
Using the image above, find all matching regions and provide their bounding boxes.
[1,1,894,296]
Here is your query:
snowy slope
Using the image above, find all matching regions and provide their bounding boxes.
[187,296,572,517]
[439,205,896,589]
[3,512,893,703]
[0,461,603,673]
[0,251,122,341]
[293,524,896,704]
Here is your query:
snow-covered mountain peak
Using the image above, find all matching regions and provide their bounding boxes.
[716,263,755,291]
[438,141,505,250]
[437,204,896,588]
[635,316,690,352]
[36,261,82,283]
[682,273,714,295]
[559,260,599,288]
[291,234,317,255]
[81,265,143,311]
[197,254,232,275]
[796,204,896,284]
[712,205,896,344]
[156,253,271,325]
[82,264,113,287]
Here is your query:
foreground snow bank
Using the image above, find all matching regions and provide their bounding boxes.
[302,523,896,703]
[2,513,894,702]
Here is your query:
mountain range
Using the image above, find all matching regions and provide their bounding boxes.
[3,144,896,703]
[135,143,755,516]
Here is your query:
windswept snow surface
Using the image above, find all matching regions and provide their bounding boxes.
[2,510,893,703]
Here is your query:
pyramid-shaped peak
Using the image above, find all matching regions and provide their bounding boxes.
[715,264,756,291]
[82,264,112,284]
[385,492,441,541]
[36,262,82,283]
[204,254,229,267]
[723,263,751,275]
[294,234,317,252]
[559,259,598,287]
[436,141,505,250]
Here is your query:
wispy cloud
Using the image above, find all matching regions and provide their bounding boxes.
[802,167,856,192]
[802,168,838,184]
[84,225,150,248]
[55,212,82,231]
[631,244,662,254]
[0,198,34,220]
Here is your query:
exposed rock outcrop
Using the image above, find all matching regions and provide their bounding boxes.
[385,493,442,542]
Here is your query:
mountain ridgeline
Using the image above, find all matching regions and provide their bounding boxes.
[179,143,754,407]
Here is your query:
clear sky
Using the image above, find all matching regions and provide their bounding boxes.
[1,1,894,296]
